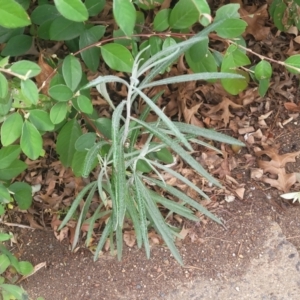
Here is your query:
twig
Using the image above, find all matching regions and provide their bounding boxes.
[0,221,35,229]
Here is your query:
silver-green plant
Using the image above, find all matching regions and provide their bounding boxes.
[58,21,245,265]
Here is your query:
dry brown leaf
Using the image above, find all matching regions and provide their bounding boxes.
[123,231,136,247]
[35,53,56,94]
[256,148,300,168]
[233,0,270,41]
[284,102,300,112]
[203,97,242,126]
[262,169,296,192]
[26,213,44,230]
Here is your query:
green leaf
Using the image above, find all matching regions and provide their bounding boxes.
[0,0,31,28]
[149,36,163,56]
[214,3,240,22]
[54,0,88,22]
[21,79,39,105]
[21,120,43,160]
[255,60,272,80]
[0,205,5,215]
[71,150,87,177]
[56,118,82,167]
[85,0,105,17]
[215,19,247,38]
[0,160,27,181]
[221,70,249,95]
[101,43,134,73]
[0,27,23,44]
[113,0,136,36]
[162,37,176,49]
[75,133,96,151]
[258,78,270,97]
[136,159,152,173]
[285,54,300,74]
[49,84,73,102]
[15,0,30,10]
[169,0,199,29]
[1,34,32,56]
[18,261,33,275]
[76,95,93,114]
[29,110,54,132]
[0,145,21,169]
[79,26,105,72]
[153,9,171,31]
[0,233,12,242]
[49,16,85,41]
[0,183,10,203]
[0,73,8,99]
[0,255,10,274]
[50,102,68,124]
[10,61,41,78]
[62,55,82,92]
[1,113,23,146]
[9,182,32,210]
[0,284,28,299]
[154,147,174,164]
[95,118,112,139]
[31,4,60,25]
[192,0,211,26]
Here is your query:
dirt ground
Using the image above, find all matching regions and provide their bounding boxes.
[12,189,299,300]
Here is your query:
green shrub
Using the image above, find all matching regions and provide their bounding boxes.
[0,0,300,268]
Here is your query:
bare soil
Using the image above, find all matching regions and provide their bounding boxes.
[14,191,299,300]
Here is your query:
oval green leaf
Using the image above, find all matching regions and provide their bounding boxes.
[49,84,73,102]
[285,54,300,74]
[31,4,60,25]
[18,261,34,275]
[54,0,88,22]
[0,73,8,99]
[255,60,272,80]
[50,102,68,124]
[21,79,39,105]
[62,55,82,92]
[9,182,32,210]
[0,160,27,181]
[1,34,32,56]
[101,43,134,73]
[113,0,136,36]
[21,120,43,160]
[169,0,199,29]
[75,132,97,151]
[85,0,105,17]
[153,9,171,32]
[77,95,93,114]
[215,19,247,39]
[0,254,10,273]
[10,61,41,78]
[0,0,31,28]
[49,16,85,41]
[29,110,54,131]
[1,113,23,146]
[0,145,21,169]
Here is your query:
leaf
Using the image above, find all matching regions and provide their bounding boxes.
[50,102,68,124]
[123,231,136,247]
[285,54,300,74]
[1,34,32,57]
[0,160,27,181]
[21,120,43,160]
[153,9,171,31]
[49,16,85,41]
[0,0,31,28]
[0,145,21,169]
[21,79,39,105]
[1,113,23,146]
[214,3,240,22]
[0,73,8,99]
[101,43,134,73]
[0,284,28,299]
[56,118,82,167]
[79,26,105,72]
[149,36,163,56]
[255,60,272,80]
[0,255,10,274]
[10,61,41,79]
[258,78,270,97]
[31,4,60,25]
[75,133,97,151]
[0,233,12,242]
[95,118,112,139]
[215,19,247,38]
[0,183,10,203]
[9,182,32,210]
[29,110,54,131]
[18,261,33,275]
[76,95,93,114]
[54,0,88,22]
[49,84,73,102]
[62,55,82,92]
[85,0,105,17]
[192,0,211,26]
[113,0,136,36]
[169,0,199,29]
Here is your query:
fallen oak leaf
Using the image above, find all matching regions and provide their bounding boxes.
[123,230,136,247]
